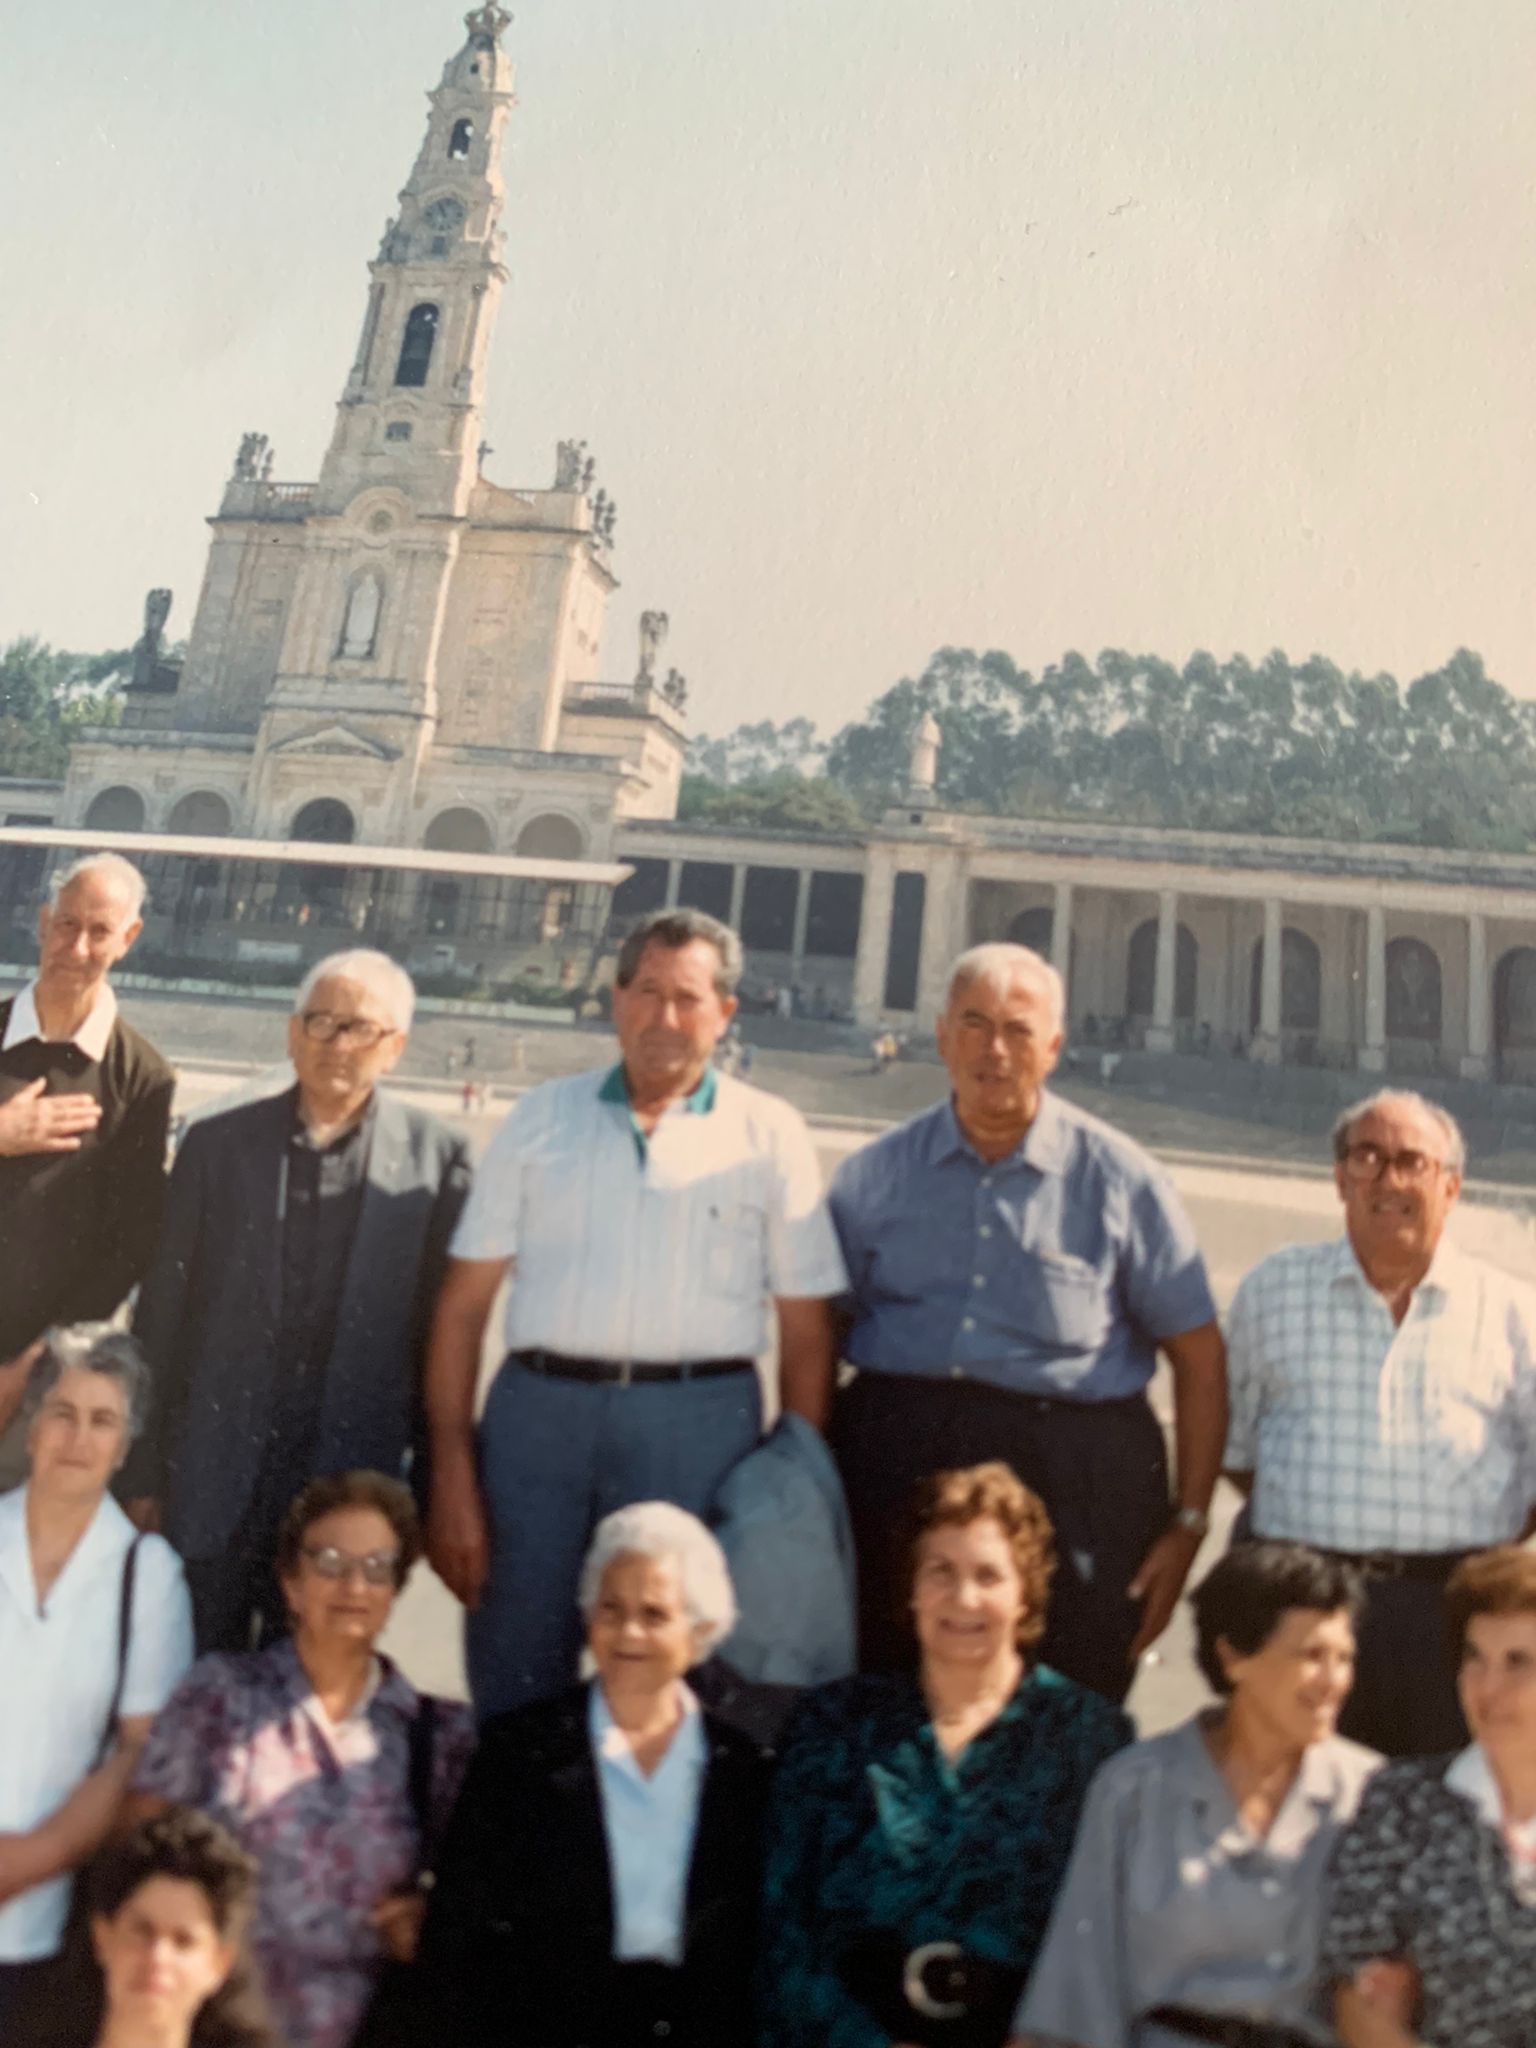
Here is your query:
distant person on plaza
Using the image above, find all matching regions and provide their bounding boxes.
[0,1327,193,2038]
[1013,1541,1380,2048]
[125,949,472,1653]
[759,1464,1131,2048]
[1322,1546,1536,2048]
[425,906,846,1719]
[829,942,1227,1702]
[126,1473,475,2048]
[0,853,173,1490]
[1223,1087,1536,1757]
[417,1502,769,2048]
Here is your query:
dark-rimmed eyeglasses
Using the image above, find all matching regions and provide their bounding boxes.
[1341,1142,1448,1184]
[299,1011,396,1049]
[300,1543,400,1587]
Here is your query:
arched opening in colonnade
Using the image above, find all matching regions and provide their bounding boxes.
[1495,946,1536,1080]
[167,791,233,837]
[1125,919,1197,1023]
[515,813,585,860]
[83,786,146,832]
[424,806,495,854]
[1384,936,1442,1058]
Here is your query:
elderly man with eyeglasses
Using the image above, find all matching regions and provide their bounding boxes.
[1224,1087,1536,1756]
[123,950,472,1653]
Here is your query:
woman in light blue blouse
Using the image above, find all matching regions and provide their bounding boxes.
[1013,1542,1380,2048]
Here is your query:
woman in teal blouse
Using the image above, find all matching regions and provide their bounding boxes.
[758,1463,1131,2048]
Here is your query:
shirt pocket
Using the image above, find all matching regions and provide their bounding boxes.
[702,1197,765,1299]
[1010,1249,1111,1354]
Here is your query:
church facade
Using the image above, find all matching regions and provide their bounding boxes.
[61,4,686,868]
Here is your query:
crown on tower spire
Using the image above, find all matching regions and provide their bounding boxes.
[465,4,511,38]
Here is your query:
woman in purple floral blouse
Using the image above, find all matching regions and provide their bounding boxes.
[125,1472,474,2048]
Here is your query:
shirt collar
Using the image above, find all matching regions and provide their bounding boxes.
[1332,1231,1463,1299]
[599,1063,718,1115]
[287,1081,379,1151]
[930,1090,1067,1175]
[588,1679,705,1782]
[2,980,118,1061]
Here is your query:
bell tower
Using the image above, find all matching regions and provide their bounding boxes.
[317,3,516,519]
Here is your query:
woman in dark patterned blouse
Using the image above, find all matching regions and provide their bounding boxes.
[758,1463,1131,2048]
[1323,1545,1536,2048]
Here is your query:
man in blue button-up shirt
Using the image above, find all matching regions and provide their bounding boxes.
[829,942,1227,1702]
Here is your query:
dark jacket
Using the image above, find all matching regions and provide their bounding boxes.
[0,996,174,1360]
[417,1683,772,2048]
[125,1086,470,1555]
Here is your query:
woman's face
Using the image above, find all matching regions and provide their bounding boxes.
[92,1876,235,2035]
[28,1367,128,1503]
[588,1552,702,1696]
[1219,1606,1356,1745]
[911,1517,1026,1671]
[1459,1611,1536,1758]
[281,1505,401,1650]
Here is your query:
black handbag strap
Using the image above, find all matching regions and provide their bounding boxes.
[96,1534,143,1769]
[405,1694,438,1878]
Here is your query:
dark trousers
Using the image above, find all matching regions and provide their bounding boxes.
[1338,1559,1469,1757]
[831,1369,1170,1704]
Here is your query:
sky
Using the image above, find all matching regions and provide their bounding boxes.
[4,0,1535,740]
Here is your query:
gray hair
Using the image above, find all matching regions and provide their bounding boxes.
[615,908,743,1000]
[577,1500,738,1659]
[48,852,147,922]
[294,949,416,1035]
[1331,1088,1467,1176]
[945,941,1065,1032]
[24,1324,151,1443]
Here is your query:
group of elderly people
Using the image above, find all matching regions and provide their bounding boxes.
[3,852,1536,2046]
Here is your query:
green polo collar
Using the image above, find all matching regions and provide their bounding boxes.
[600,1062,718,1159]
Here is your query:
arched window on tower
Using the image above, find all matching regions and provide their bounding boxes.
[394,303,439,388]
[338,574,383,659]
[449,118,474,160]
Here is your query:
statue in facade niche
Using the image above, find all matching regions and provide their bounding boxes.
[233,432,269,481]
[637,610,670,683]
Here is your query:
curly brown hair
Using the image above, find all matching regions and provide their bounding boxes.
[906,1462,1056,1653]
[1445,1545,1536,1661]
[273,1470,422,1591]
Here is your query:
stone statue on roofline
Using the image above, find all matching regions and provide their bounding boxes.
[637,610,670,684]
[909,710,941,794]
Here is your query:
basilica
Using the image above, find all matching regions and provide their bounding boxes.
[61,4,685,869]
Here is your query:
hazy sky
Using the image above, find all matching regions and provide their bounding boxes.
[5,0,1535,737]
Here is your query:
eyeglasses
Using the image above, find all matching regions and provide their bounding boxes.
[300,1011,396,1049]
[301,1544,400,1587]
[1341,1142,1448,1184]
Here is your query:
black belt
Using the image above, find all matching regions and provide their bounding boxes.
[1264,1540,1474,1583]
[1145,2005,1323,2048]
[511,1348,754,1386]
[839,1933,1025,2048]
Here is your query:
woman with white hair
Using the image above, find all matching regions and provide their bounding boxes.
[416,1501,771,2048]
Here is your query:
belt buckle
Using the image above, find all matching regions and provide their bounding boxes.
[903,1940,966,2020]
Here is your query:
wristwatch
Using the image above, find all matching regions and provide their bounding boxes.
[1171,1505,1210,1538]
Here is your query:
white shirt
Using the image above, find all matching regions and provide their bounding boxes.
[2,980,118,1060]
[1225,1236,1536,1553]
[0,1487,193,1959]
[1446,1743,1536,1900]
[451,1065,847,1363]
[588,1681,707,1963]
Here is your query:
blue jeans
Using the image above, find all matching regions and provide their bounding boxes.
[466,1359,763,1720]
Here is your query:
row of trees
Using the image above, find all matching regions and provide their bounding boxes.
[684,646,1536,851]
[0,639,131,779]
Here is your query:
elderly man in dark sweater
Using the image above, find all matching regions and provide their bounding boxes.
[0,853,173,1487]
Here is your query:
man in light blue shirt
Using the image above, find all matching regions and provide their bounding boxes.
[829,942,1226,1702]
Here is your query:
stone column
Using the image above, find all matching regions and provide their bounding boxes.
[1461,911,1492,1082]
[1253,896,1284,1064]
[1146,889,1179,1053]
[914,849,966,1028]
[1051,880,1073,1007]
[727,864,747,932]
[663,858,682,909]
[1359,905,1387,1072]
[789,867,814,969]
[852,847,897,1026]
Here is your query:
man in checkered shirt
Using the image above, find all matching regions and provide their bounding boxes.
[1224,1087,1536,1756]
